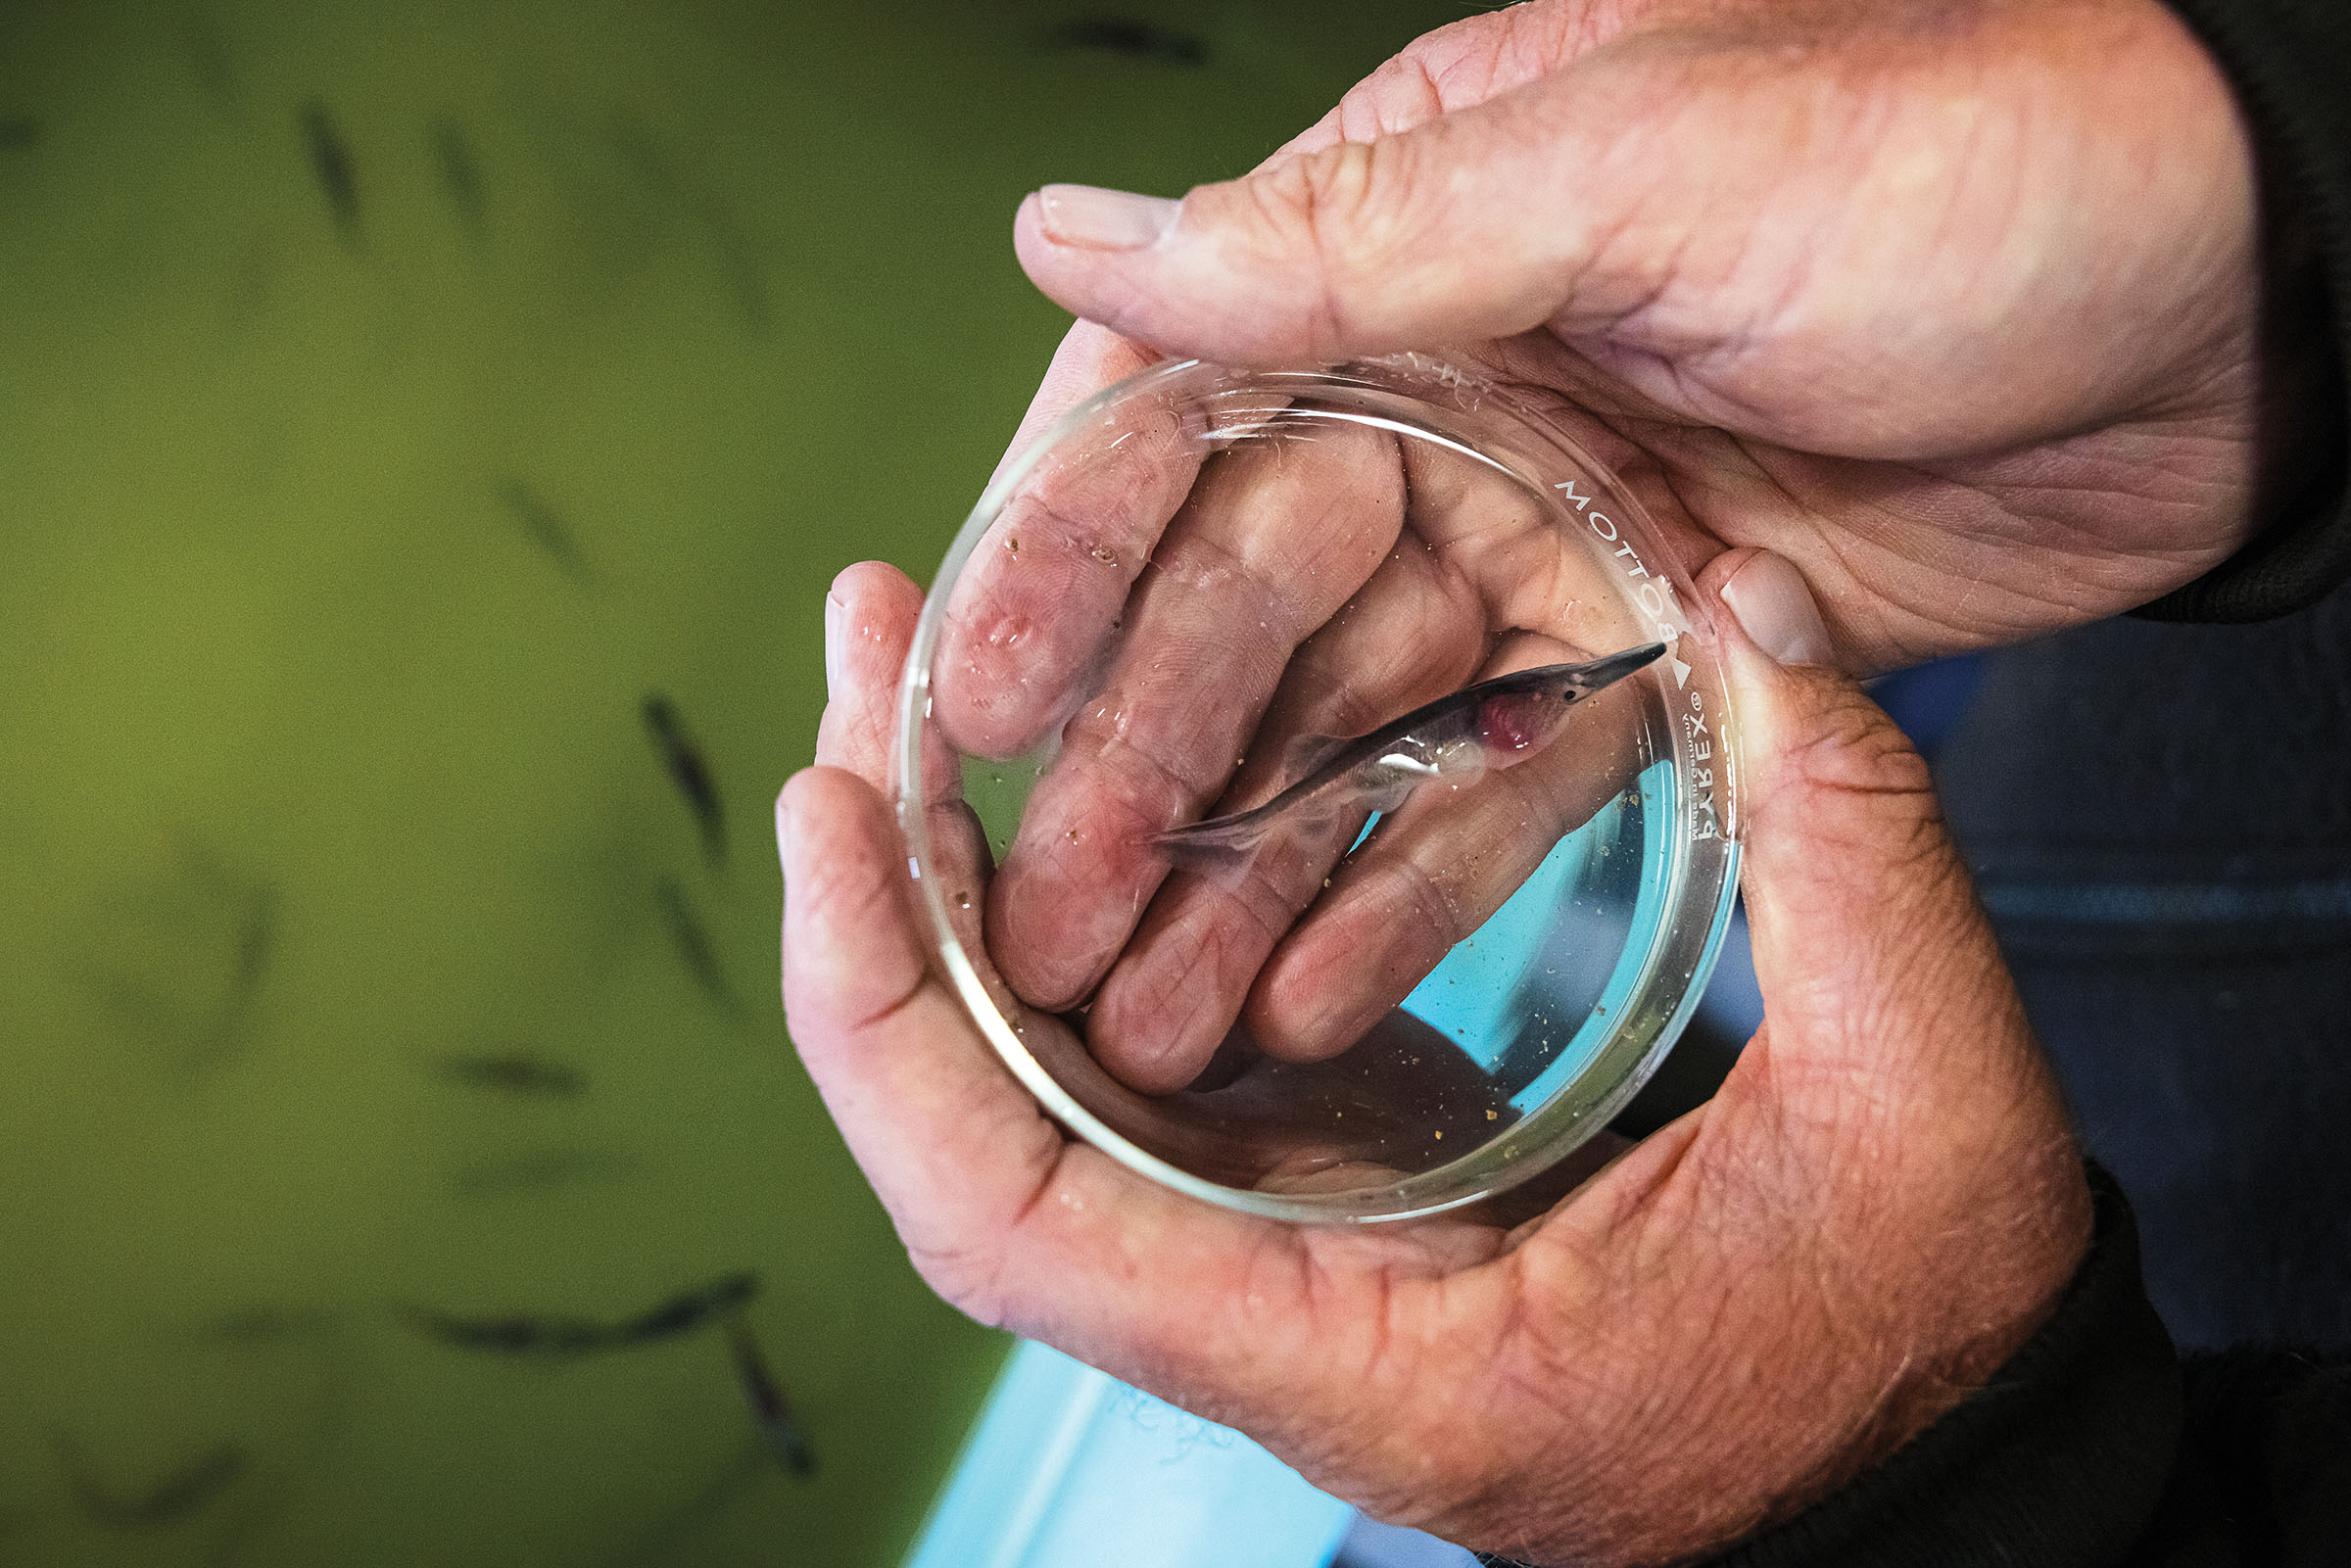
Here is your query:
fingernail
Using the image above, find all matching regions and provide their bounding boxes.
[1035,183,1180,251]
[776,791,797,874]
[1720,550,1835,667]
[824,592,844,699]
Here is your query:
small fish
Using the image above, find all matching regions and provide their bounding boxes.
[432,119,486,235]
[299,99,360,238]
[405,1309,608,1356]
[1153,642,1666,865]
[1040,19,1209,66]
[49,1430,246,1530]
[724,1316,816,1477]
[498,478,590,581]
[439,1052,588,1098]
[449,1145,637,1197]
[404,1271,758,1357]
[643,695,725,864]
[622,1271,758,1345]
[655,877,739,1014]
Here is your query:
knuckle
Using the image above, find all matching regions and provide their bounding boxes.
[1336,49,1447,138]
[1242,138,1413,351]
[1772,670,1938,808]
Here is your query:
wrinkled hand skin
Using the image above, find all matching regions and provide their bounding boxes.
[1011,0,2266,673]
[782,550,2091,1567]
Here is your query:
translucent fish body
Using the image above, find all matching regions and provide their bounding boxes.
[1151,641,1667,865]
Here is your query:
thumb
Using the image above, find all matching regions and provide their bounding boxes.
[1701,549,2077,1176]
[1012,76,1636,363]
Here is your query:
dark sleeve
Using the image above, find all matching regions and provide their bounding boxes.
[1471,1168,2351,1568]
[2134,0,2351,623]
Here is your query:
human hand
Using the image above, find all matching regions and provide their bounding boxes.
[993,0,2273,675]
[780,548,2092,1565]
[934,390,1663,1092]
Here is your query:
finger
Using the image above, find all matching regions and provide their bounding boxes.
[1081,531,1488,1090]
[781,765,1060,1273]
[984,418,1408,1012]
[817,560,1001,967]
[1006,4,1619,362]
[1696,548,2087,1241]
[1012,64,1650,363]
[993,321,1162,485]
[932,326,1200,761]
[1389,423,1654,656]
[815,561,926,788]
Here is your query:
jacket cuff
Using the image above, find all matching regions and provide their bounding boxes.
[1469,1169,2178,1568]
[2135,0,2351,623]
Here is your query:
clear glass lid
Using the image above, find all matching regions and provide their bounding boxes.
[896,356,1740,1221]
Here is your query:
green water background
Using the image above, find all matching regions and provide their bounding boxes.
[0,2,1463,1563]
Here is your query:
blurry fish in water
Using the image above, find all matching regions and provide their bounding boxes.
[299,99,360,238]
[626,1271,757,1344]
[438,1052,587,1098]
[725,1315,816,1478]
[1040,19,1209,66]
[49,1428,246,1529]
[1152,642,1666,865]
[644,694,726,864]
[405,1270,761,1357]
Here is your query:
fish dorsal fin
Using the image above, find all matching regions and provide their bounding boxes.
[1278,731,1351,788]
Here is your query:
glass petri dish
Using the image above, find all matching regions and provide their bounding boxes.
[895,356,1740,1222]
